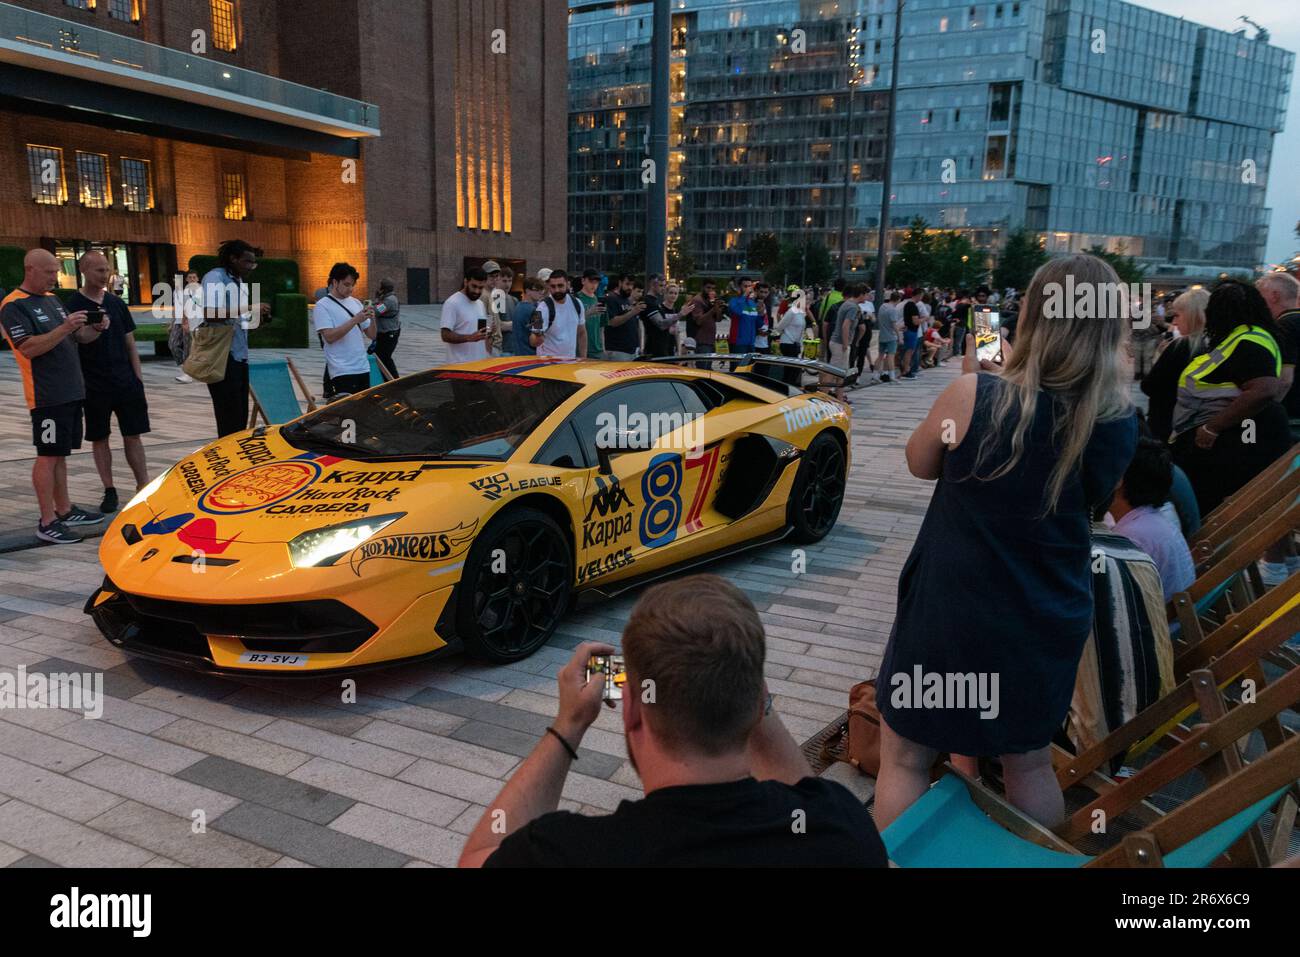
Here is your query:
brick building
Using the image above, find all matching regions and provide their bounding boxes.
[0,0,567,303]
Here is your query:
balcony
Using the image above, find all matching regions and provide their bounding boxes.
[0,1,379,147]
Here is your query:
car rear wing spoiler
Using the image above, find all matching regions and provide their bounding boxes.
[646,353,854,383]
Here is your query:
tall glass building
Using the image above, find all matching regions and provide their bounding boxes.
[567,0,1293,285]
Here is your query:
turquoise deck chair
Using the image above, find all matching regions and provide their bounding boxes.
[368,353,395,387]
[882,774,1289,868]
[247,357,316,427]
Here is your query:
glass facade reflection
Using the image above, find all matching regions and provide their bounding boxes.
[568,0,1293,281]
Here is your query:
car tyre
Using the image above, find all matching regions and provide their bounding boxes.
[787,432,846,544]
[456,507,573,663]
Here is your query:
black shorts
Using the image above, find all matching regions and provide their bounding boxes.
[30,401,84,457]
[83,386,151,442]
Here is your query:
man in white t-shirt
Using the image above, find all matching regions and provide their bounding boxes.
[441,266,491,364]
[530,270,588,359]
[313,262,376,396]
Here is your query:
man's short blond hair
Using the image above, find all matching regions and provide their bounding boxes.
[621,574,766,757]
[1257,272,1300,309]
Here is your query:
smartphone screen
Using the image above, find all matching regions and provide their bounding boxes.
[973,306,1002,363]
[586,654,627,701]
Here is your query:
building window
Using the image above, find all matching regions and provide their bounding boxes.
[76,151,112,208]
[211,0,237,52]
[121,158,153,211]
[109,0,141,22]
[26,146,67,205]
[64,0,96,10]
[222,172,247,220]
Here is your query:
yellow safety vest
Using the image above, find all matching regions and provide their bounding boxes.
[1171,324,1281,437]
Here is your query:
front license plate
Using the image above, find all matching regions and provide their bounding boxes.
[238,652,310,667]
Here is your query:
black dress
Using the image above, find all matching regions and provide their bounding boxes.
[1140,336,1195,443]
[877,374,1137,756]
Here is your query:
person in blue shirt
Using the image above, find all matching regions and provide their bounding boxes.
[727,279,760,352]
[509,277,544,356]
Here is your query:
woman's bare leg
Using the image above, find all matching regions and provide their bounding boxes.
[874,719,941,829]
[1000,746,1064,828]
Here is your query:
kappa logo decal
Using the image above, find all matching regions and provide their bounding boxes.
[349,521,478,575]
[583,475,633,521]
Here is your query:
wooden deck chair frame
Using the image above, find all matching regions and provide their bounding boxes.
[247,356,318,429]
[1052,654,1300,864]
[1190,464,1300,568]
[1167,496,1300,641]
[1194,440,1300,544]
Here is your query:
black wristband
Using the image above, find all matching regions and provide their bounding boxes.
[546,726,579,761]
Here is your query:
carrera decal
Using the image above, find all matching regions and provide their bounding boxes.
[470,472,563,501]
[576,547,634,584]
[348,521,478,576]
[176,518,241,555]
[600,366,663,380]
[179,461,207,497]
[639,454,683,549]
[198,461,323,515]
[582,475,635,549]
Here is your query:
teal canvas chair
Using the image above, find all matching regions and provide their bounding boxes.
[368,353,395,387]
[247,356,316,427]
[882,665,1300,868]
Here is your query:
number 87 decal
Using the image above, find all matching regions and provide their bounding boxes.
[639,446,722,548]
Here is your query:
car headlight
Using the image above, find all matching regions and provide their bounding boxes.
[126,468,172,511]
[288,513,405,568]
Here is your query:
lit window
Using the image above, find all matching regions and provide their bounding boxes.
[76,151,112,208]
[211,0,237,52]
[64,0,96,10]
[222,172,247,220]
[121,158,153,211]
[27,146,66,205]
[109,0,141,22]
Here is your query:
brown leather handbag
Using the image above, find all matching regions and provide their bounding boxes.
[846,680,884,775]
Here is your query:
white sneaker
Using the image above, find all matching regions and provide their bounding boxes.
[1260,561,1289,588]
[175,372,193,383]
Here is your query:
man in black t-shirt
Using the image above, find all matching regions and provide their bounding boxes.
[639,273,677,357]
[1257,272,1300,422]
[458,575,887,868]
[603,273,645,360]
[68,250,151,514]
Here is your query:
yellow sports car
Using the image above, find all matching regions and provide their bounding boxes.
[87,355,851,674]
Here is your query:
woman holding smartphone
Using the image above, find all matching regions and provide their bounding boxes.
[873,254,1137,830]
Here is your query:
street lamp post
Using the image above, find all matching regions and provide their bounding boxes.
[646,0,670,279]
[803,215,812,287]
[871,0,905,318]
[837,25,862,280]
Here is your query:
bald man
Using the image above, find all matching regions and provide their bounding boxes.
[0,249,106,543]
[68,250,150,514]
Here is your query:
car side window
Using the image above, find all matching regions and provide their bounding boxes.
[568,381,688,460]
[672,381,711,417]
[535,419,586,469]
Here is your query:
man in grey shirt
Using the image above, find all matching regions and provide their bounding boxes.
[372,278,401,377]
[875,291,902,383]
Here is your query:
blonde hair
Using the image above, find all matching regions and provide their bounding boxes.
[1170,288,1209,355]
[974,254,1134,513]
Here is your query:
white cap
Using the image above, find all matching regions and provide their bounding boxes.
[536,268,553,282]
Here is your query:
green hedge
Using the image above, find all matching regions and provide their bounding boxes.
[0,246,23,292]
[251,293,309,349]
[187,255,300,299]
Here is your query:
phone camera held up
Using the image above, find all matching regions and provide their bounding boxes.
[973,306,1002,364]
[84,306,106,329]
[586,654,627,702]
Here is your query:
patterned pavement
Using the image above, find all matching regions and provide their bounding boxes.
[0,309,948,867]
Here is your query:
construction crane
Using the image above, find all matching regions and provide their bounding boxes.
[1238,15,1270,43]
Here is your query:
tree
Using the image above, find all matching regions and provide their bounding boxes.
[993,227,1048,293]
[667,233,697,281]
[615,236,646,277]
[1086,243,1146,286]
[780,239,833,288]
[930,231,986,290]
[886,217,933,289]
[746,232,782,280]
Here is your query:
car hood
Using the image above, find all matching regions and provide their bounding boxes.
[127,426,496,546]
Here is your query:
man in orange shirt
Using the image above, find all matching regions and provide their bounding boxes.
[1,249,107,543]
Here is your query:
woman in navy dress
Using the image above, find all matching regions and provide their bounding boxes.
[874,254,1138,829]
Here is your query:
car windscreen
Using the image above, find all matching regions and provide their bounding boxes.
[282,370,581,461]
